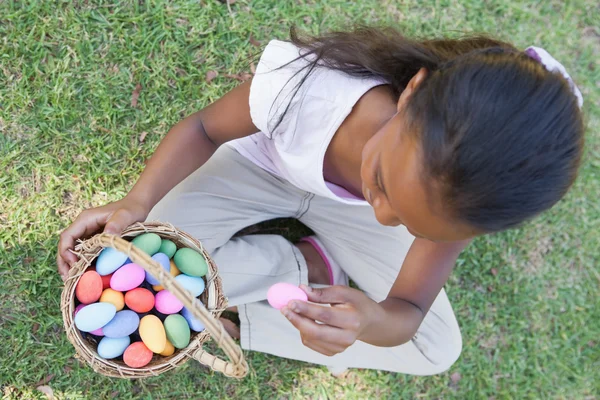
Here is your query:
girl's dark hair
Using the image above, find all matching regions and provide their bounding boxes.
[278,26,584,232]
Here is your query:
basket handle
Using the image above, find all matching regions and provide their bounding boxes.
[95,233,248,378]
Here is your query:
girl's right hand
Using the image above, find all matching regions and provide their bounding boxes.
[57,197,150,281]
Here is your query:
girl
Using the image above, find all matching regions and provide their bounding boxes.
[57,27,584,375]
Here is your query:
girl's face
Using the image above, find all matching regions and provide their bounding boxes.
[360,111,478,242]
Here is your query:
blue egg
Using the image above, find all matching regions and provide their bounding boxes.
[145,253,171,285]
[103,310,140,338]
[175,275,205,297]
[98,336,131,359]
[74,303,116,332]
[181,307,205,332]
[96,247,129,276]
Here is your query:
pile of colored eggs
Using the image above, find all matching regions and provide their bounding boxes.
[73,233,209,368]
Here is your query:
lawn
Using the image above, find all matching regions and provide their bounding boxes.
[1,0,599,398]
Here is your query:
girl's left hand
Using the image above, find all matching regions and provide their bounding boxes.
[281,284,384,356]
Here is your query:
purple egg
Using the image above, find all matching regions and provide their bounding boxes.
[145,253,170,285]
[154,290,184,314]
[110,263,145,291]
[73,304,86,317]
[102,310,140,338]
[90,327,104,336]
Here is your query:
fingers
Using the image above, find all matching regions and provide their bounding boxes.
[57,253,70,282]
[287,300,358,330]
[282,306,354,350]
[58,210,107,262]
[282,307,348,343]
[57,207,114,278]
[301,340,345,357]
[301,284,360,305]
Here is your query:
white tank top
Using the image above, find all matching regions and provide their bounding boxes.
[227,40,387,205]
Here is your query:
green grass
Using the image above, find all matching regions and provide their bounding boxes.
[1,0,599,398]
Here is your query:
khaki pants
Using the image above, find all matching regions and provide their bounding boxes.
[147,146,462,375]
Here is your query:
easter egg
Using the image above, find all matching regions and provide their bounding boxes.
[164,314,191,349]
[131,233,162,256]
[99,288,125,311]
[74,302,116,332]
[100,273,113,290]
[181,306,205,332]
[145,253,170,285]
[175,275,205,297]
[152,261,181,291]
[267,283,308,310]
[158,239,177,258]
[98,336,130,359]
[90,327,104,336]
[103,310,140,338]
[75,271,103,304]
[173,248,208,277]
[170,260,181,277]
[139,315,167,353]
[96,247,129,276]
[125,288,155,313]
[123,342,153,368]
[110,263,145,291]
[159,339,175,356]
[74,304,86,316]
[155,290,183,314]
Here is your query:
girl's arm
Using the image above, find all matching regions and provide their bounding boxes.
[361,238,470,346]
[58,82,256,277]
[283,238,469,353]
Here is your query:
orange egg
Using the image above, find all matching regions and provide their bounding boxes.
[152,261,181,291]
[76,271,103,304]
[159,339,175,356]
[125,288,155,313]
[123,342,153,368]
[170,260,181,277]
[100,273,113,290]
[99,288,124,311]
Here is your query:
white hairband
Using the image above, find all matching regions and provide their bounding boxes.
[525,46,583,109]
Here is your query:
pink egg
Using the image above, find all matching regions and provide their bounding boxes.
[154,290,184,314]
[110,263,145,291]
[267,283,308,310]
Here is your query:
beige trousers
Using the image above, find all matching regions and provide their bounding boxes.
[147,146,462,375]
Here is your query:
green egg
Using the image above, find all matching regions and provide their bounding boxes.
[164,314,191,349]
[158,239,177,259]
[173,248,208,277]
[131,233,162,256]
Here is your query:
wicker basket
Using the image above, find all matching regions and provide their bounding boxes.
[60,222,248,379]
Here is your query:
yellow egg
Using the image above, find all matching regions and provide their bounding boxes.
[160,339,175,356]
[170,260,181,277]
[99,288,124,311]
[153,262,181,291]
[139,315,167,353]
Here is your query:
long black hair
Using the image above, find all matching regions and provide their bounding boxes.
[274,26,584,232]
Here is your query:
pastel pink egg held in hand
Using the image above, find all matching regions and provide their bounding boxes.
[267,283,308,310]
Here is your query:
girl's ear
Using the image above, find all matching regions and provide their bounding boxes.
[397,68,428,112]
